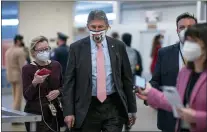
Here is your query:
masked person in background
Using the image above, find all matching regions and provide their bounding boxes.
[21,42,31,64]
[148,13,197,132]
[5,35,26,117]
[150,34,164,74]
[122,33,143,131]
[50,32,69,76]
[62,10,137,132]
[136,23,207,132]
[22,36,64,132]
[111,32,120,40]
[122,33,143,77]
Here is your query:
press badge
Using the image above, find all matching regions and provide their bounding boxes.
[48,102,57,116]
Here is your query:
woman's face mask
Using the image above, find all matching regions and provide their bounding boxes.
[159,39,164,44]
[183,41,202,61]
[36,51,50,62]
[89,30,106,43]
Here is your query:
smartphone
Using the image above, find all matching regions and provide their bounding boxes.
[134,76,146,90]
[37,68,51,76]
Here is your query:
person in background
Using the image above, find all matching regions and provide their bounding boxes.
[111,32,120,40]
[50,32,69,76]
[22,36,63,132]
[21,42,31,64]
[122,33,143,77]
[137,23,207,132]
[148,13,197,132]
[62,10,137,132]
[150,34,164,74]
[5,34,26,115]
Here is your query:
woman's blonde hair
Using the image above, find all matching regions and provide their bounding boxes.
[30,36,48,53]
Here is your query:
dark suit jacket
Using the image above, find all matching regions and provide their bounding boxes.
[149,43,180,132]
[51,44,69,75]
[62,36,137,128]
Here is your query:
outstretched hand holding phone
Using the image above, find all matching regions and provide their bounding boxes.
[133,76,152,100]
[135,82,152,100]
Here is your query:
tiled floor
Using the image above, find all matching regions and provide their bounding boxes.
[2,93,160,131]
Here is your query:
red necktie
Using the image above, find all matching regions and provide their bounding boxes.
[96,43,107,103]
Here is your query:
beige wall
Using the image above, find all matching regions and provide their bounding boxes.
[18,1,75,48]
[121,5,197,24]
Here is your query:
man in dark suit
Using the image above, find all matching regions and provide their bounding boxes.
[50,32,69,75]
[149,13,197,132]
[62,10,137,132]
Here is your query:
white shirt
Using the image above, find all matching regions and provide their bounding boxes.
[179,42,185,70]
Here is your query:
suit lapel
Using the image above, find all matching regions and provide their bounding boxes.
[190,70,207,105]
[80,37,92,79]
[173,43,180,75]
[106,36,117,76]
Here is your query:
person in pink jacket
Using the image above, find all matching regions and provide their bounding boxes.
[136,23,207,132]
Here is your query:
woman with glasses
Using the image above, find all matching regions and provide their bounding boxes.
[22,36,63,132]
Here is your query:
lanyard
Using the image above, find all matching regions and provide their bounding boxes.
[179,46,186,65]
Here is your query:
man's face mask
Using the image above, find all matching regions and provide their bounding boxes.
[178,28,187,44]
[90,30,106,43]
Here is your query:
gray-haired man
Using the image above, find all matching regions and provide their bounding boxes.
[62,10,137,132]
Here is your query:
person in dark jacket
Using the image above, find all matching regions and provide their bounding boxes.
[111,32,120,40]
[21,42,31,64]
[122,33,143,76]
[50,32,69,75]
[148,13,197,132]
[63,10,137,132]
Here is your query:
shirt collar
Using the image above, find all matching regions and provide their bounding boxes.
[90,37,107,49]
[180,42,184,51]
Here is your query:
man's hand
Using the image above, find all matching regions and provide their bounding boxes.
[128,113,136,127]
[64,115,75,129]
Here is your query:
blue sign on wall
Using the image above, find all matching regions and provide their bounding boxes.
[2,1,19,40]
[2,1,19,88]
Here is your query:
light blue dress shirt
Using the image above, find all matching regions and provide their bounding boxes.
[90,37,115,96]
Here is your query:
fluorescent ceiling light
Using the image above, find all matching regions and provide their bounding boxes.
[91,1,114,4]
[75,13,116,24]
[2,19,19,26]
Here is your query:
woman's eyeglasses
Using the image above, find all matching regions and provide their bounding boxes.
[34,47,51,53]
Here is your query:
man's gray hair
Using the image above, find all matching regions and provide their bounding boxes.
[87,10,109,26]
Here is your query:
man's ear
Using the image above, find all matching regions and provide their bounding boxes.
[106,26,110,32]
[176,28,179,34]
[87,24,90,30]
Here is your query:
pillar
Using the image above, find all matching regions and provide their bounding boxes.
[18,1,75,48]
